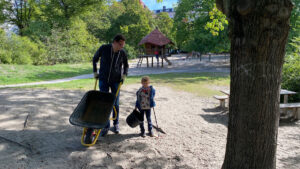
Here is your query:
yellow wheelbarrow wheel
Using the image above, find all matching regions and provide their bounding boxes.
[81,128,101,146]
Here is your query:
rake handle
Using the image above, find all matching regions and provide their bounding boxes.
[153,108,159,129]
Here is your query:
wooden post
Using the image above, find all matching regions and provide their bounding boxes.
[209,53,211,62]
[200,53,202,62]
[146,55,149,67]
[161,48,164,67]
[296,108,300,120]
[151,55,153,67]
[284,95,288,103]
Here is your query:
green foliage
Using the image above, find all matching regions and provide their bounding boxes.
[282,37,300,102]
[0,29,44,64]
[0,0,39,35]
[23,21,52,40]
[205,4,228,36]
[1,0,163,64]
[38,0,103,27]
[173,0,229,53]
[0,0,9,23]
[286,0,300,53]
[282,2,300,101]
[124,44,138,59]
[10,35,38,64]
[44,18,99,64]
[0,29,11,63]
[107,0,155,48]
[80,2,111,42]
[155,12,175,42]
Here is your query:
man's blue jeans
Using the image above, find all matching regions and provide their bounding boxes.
[99,80,120,130]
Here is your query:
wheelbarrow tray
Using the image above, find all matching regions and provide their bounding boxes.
[69,90,115,129]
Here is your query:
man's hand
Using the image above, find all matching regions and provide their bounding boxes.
[120,74,126,83]
[94,72,99,79]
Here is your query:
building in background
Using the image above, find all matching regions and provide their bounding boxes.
[153,6,175,18]
[139,0,148,9]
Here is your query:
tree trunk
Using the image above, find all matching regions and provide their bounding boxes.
[216,0,294,169]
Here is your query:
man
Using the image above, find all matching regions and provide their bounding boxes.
[86,34,128,143]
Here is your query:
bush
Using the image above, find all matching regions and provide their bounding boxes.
[0,29,45,64]
[44,18,100,64]
[0,29,12,63]
[124,44,138,59]
[281,37,300,102]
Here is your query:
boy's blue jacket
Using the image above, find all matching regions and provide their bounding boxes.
[135,86,156,110]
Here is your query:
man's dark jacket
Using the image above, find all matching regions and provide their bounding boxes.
[93,44,129,83]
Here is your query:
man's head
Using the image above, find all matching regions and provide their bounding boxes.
[112,34,126,51]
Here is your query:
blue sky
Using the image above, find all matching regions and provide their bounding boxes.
[142,0,178,11]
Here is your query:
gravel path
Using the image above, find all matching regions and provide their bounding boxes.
[0,84,299,169]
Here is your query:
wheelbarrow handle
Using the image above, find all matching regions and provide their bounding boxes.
[115,81,123,97]
[110,81,123,120]
[94,79,98,90]
[93,79,122,121]
[94,79,122,94]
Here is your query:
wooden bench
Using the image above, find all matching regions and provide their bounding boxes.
[214,95,228,108]
[280,103,300,120]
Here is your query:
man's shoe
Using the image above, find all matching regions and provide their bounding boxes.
[140,132,146,137]
[112,124,120,134]
[100,128,109,137]
[84,128,94,144]
[149,131,154,137]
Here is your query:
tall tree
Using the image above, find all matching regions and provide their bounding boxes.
[155,12,174,41]
[35,0,103,27]
[80,1,111,42]
[1,0,37,35]
[216,0,294,168]
[173,0,229,53]
[286,0,299,53]
[0,1,9,23]
[107,0,155,47]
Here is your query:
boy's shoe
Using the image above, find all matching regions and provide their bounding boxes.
[112,124,120,134]
[140,132,146,137]
[100,128,109,137]
[149,131,154,137]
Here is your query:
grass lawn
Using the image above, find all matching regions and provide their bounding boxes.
[0,63,92,85]
[21,72,230,97]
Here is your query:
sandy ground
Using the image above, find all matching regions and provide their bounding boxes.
[0,84,299,169]
[0,56,299,168]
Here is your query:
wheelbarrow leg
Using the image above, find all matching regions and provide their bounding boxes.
[81,128,101,146]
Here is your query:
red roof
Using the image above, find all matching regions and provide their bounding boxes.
[139,0,147,9]
[138,28,173,46]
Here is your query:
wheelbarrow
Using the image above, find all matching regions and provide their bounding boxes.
[69,79,122,146]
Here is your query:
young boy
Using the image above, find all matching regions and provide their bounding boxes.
[135,76,156,137]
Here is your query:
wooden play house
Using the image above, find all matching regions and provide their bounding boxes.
[137,28,173,67]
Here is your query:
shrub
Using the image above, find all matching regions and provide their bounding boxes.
[0,29,12,63]
[44,18,99,64]
[0,29,45,64]
[124,44,138,59]
[282,37,300,102]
